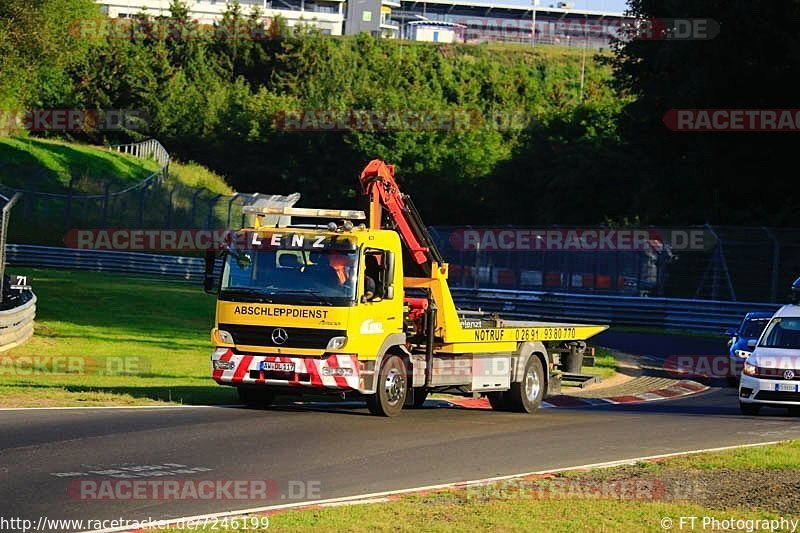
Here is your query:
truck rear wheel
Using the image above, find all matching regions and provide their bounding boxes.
[506,356,545,413]
[366,355,407,417]
[237,387,275,408]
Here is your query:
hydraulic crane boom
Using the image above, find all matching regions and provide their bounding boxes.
[358,159,445,270]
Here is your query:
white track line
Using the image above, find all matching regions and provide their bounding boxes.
[87,439,787,533]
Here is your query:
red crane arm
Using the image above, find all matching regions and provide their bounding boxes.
[358,159,433,266]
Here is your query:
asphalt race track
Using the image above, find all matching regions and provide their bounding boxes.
[2,332,800,532]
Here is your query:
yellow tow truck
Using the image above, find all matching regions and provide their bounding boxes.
[205,160,607,416]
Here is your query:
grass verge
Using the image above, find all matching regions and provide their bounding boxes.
[0,268,230,406]
[0,136,160,192]
[160,440,800,532]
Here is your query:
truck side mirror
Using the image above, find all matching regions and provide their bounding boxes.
[204,250,218,295]
[747,339,757,348]
[384,251,395,299]
[725,328,737,337]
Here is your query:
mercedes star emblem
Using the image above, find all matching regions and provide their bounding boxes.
[271,328,288,345]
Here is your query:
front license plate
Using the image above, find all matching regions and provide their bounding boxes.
[774,383,799,392]
[260,361,295,372]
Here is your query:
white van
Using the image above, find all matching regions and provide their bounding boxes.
[739,304,800,416]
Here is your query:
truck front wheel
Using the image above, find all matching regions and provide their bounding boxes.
[506,356,545,413]
[366,355,407,417]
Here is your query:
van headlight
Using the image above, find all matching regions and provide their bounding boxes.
[326,336,347,350]
[743,362,757,376]
[735,350,752,359]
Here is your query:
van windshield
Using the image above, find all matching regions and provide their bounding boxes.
[759,317,800,349]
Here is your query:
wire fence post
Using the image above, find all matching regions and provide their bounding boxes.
[101,182,111,228]
[166,188,176,229]
[65,178,74,230]
[191,189,203,227]
[138,186,146,227]
[763,227,781,303]
[206,194,223,229]
[0,193,21,303]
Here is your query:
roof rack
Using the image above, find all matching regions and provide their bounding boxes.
[243,206,366,220]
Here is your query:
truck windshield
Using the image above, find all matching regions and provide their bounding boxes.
[759,317,800,349]
[220,249,358,305]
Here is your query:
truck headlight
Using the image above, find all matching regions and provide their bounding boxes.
[735,350,752,359]
[217,329,234,344]
[326,336,347,350]
[743,362,757,376]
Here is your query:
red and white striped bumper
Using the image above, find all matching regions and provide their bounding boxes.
[211,348,362,391]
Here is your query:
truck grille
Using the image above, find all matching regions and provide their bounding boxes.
[219,324,345,350]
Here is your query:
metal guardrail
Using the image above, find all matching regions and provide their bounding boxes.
[6,244,209,280]
[4,245,782,333]
[452,287,781,333]
[0,293,36,352]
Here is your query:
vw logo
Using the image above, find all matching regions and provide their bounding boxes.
[784,369,795,380]
[271,328,288,345]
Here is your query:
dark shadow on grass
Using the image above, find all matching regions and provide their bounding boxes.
[1,382,236,405]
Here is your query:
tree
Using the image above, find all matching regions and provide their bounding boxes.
[611,0,800,225]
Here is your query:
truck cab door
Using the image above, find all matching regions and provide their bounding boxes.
[357,249,402,337]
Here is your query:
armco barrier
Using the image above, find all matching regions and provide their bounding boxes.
[4,245,781,333]
[0,293,36,352]
[6,244,207,280]
[451,287,780,333]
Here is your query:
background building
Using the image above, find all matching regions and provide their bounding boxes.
[406,20,465,42]
[99,0,346,36]
[394,0,627,47]
[95,0,626,45]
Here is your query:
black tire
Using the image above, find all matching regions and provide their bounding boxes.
[739,402,761,415]
[506,356,545,413]
[727,376,739,388]
[487,392,507,411]
[409,388,428,408]
[787,406,800,417]
[237,387,275,408]
[366,355,407,417]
